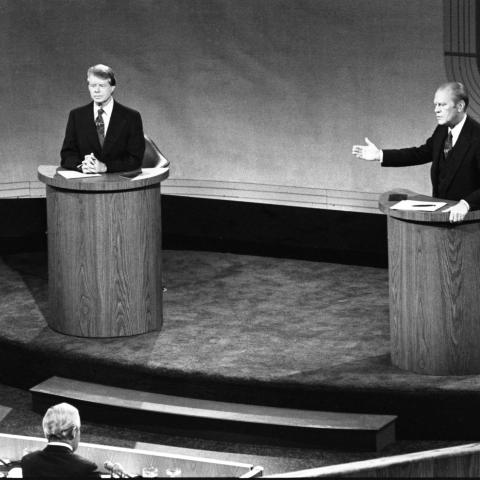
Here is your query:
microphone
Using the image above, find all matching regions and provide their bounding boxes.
[104,460,131,478]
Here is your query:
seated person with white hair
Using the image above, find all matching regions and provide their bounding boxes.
[21,402,100,478]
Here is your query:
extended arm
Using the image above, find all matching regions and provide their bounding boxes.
[352,131,468,222]
[352,133,436,167]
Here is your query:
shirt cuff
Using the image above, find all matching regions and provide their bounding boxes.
[460,199,470,210]
[379,150,383,164]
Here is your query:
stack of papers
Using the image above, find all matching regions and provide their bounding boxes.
[390,200,447,211]
[56,170,101,179]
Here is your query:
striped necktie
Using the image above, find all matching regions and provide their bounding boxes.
[95,108,105,147]
[443,131,453,158]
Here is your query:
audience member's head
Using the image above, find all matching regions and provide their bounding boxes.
[42,403,81,451]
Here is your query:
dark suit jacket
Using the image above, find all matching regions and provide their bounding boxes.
[21,444,100,478]
[382,116,480,208]
[60,101,145,173]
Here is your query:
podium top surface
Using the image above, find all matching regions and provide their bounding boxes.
[379,189,480,223]
[38,165,169,192]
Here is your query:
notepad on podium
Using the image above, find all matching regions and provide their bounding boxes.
[56,170,101,179]
[390,199,447,211]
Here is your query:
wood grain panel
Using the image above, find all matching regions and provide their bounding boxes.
[381,190,480,375]
[46,183,163,337]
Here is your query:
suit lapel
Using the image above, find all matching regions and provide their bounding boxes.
[441,117,473,193]
[430,126,447,196]
[102,102,126,155]
[83,102,102,152]
[432,127,446,168]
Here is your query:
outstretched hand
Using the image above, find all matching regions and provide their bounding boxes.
[352,138,382,161]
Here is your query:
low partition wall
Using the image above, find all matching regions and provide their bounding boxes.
[0,196,388,266]
[267,443,480,478]
[0,433,262,478]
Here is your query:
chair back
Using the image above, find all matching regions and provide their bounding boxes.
[142,135,169,168]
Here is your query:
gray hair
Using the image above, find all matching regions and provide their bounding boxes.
[42,403,81,442]
[437,81,469,110]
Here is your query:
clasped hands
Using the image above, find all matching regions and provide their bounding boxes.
[351,138,470,223]
[80,153,107,173]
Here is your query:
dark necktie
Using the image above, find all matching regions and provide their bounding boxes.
[95,108,105,147]
[438,130,453,195]
[443,131,453,158]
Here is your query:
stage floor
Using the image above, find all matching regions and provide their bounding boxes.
[1,250,480,438]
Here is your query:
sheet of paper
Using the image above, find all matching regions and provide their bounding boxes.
[56,170,101,179]
[390,200,447,211]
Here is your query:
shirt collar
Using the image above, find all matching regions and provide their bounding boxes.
[449,114,467,146]
[94,98,114,116]
[47,441,73,451]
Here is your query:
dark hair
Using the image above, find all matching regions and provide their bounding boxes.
[438,81,469,110]
[87,64,116,86]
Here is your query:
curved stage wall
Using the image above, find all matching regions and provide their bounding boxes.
[444,0,480,120]
[0,0,446,213]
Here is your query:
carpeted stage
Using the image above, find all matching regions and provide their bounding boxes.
[1,250,480,440]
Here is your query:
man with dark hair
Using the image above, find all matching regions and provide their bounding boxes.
[87,64,117,87]
[61,63,145,173]
[21,403,100,478]
[352,81,480,223]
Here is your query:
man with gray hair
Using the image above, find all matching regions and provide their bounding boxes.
[21,402,100,478]
[352,82,480,223]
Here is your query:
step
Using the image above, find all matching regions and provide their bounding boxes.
[30,376,396,451]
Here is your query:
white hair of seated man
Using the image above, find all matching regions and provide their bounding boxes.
[42,403,81,451]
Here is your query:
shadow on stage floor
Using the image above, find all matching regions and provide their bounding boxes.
[1,250,480,439]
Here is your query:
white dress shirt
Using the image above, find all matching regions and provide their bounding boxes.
[449,113,467,147]
[93,98,114,135]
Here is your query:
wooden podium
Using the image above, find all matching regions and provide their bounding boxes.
[380,190,480,375]
[38,165,169,338]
